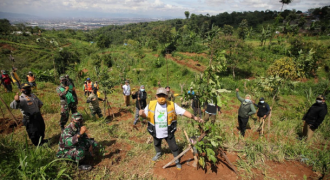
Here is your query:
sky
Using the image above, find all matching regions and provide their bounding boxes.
[0,0,329,19]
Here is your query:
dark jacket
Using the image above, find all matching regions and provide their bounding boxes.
[254,102,270,117]
[204,97,220,114]
[303,102,328,129]
[132,90,147,110]
[236,92,256,118]
[192,95,201,108]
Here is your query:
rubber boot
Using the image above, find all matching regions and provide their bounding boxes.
[173,151,182,170]
[152,152,162,161]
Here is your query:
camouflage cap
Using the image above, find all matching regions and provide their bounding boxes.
[156,87,168,96]
[317,95,325,100]
[60,76,66,81]
[72,112,83,121]
[21,83,31,89]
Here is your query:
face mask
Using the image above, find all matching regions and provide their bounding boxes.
[140,89,145,92]
[316,100,323,104]
[157,97,166,105]
[260,101,264,103]
[22,89,32,95]
[74,121,82,129]
[61,80,68,86]
[245,99,251,102]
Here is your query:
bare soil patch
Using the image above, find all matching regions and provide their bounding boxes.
[0,43,16,51]
[179,52,208,58]
[165,54,206,72]
[0,117,23,135]
[153,150,238,180]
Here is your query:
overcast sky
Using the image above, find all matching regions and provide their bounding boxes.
[0,0,329,18]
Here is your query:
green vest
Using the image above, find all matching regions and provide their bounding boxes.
[238,101,252,118]
[60,85,75,104]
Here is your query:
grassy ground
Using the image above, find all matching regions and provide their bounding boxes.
[0,78,329,179]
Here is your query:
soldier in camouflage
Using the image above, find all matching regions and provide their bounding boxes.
[56,76,78,130]
[56,113,98,168]
[87,88,105,118]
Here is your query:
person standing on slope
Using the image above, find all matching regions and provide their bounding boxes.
[139,87,204,170]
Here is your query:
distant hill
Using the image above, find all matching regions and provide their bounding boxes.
[0,11,39,19]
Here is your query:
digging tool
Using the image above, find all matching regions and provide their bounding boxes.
[219,147,238,174]
[0,104,5,118]
[0,96,19,126]
[183,130,198,168]
[162,131,208,169]
[83,107,91,119]
[163,127,238,175]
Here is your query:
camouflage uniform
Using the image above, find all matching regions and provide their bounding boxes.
[56,84,78,129]
[56,123,97,162]
[87,93,103,118]
[167,91,175,102]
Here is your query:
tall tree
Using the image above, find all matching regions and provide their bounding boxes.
[0,19,12,35]
[184,11,190,19]
[280,0,292,12]
[237,19,249,40]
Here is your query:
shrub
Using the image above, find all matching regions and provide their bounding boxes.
[268,57,299,80]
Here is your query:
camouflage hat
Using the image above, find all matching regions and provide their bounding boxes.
[60,76,66,81]
[156,87,168,96]
[21,83,31,89]
[317,95,325,100]
[72,112,83,121]
[245,94,251,99]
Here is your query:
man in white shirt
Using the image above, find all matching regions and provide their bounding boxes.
[139,87,204,170]
[121,80,131,107]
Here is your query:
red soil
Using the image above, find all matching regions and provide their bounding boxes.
[0,43,16,51]
[0,117,23,135]
[165,54,206,72]
[153,150,238,180]
[179,52,208,58]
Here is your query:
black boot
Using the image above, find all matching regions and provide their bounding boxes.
[173,151,182,170]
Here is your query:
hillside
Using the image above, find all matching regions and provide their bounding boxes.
[1,6,330,179]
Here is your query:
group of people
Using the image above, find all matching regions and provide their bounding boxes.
[7,75,328,171]
[1,68,37,92]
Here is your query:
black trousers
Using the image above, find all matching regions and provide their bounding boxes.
[238,116,249,137]
[153,135,179,153]
[4,84,12,92]
[24,112,46,146]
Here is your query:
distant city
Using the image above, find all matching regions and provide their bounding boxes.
[8,18,164,30]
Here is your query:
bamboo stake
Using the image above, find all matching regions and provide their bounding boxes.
[184,130,198,167]
[0,96,19,126]
[0,104,5,118]
[219,147,238,174]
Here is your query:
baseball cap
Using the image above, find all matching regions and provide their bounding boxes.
[156,87,168,95]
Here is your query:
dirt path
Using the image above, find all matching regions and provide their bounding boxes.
[165,54,206,72]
